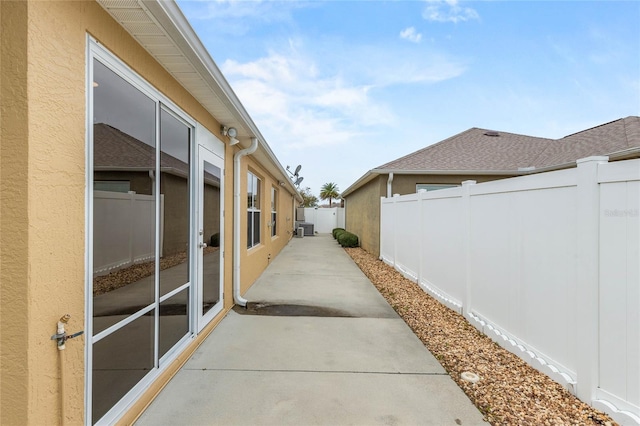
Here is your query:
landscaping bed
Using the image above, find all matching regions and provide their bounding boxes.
[93,247,218,295]
[345,247,615,426]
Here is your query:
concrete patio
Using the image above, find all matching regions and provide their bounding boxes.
[135,234,485,425]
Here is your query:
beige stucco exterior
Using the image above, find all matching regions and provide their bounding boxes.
[344,173,512,258]
[240,156,296,293]
[0,1,298,424]
[344,176,386,256]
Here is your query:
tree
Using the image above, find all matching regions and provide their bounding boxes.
[320,182,340,207]
[299,187,319,207]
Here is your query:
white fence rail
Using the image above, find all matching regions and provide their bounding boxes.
[93,191,164,275]
[380,157,639,425]
[302,207,345,233]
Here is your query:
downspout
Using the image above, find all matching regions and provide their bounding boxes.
[387,172,394,198]
[233,136,259,307]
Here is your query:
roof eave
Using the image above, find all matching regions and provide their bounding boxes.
[341,171,381,197]
[371,168,521,176]
[98,0,300,201]
[150,1,302,201]
[342,168,522,197]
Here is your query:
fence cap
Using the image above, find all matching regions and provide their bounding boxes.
[576,156,609,165]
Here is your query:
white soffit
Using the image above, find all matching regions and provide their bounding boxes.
[96,0,243,134]
[96,0,302,201]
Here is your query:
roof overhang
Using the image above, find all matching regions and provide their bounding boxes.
[342,168,519,197]
[96,0,302,201]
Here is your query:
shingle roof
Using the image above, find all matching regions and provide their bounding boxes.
[532,116,640,168]
[375,116,640,172]
[376,128,553,172]
[95,123,192,178]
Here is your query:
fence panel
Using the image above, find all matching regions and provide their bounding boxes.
[394,194,420,281]
[419,191,465,310]
[379,157,640,424]
[597,160,640,415]
[470,184,578,375]
[380,198,395,265]
[93,191,161,275]
[302,207,345,233]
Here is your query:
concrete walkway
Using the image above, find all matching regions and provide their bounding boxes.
[136,235,485,426]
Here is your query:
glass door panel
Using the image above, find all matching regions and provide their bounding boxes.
[197,146,224,330]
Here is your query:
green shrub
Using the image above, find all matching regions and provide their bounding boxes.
[210,233,220,247]
[334,229,346,240]
[332,228,345,239]
[337,231,359,248]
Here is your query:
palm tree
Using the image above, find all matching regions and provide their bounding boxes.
[319,182,340,207]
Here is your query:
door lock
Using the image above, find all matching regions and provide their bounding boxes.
[199,242,207,249]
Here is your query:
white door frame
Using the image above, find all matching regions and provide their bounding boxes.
[195,128,225,332]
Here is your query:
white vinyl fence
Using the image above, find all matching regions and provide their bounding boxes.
[93,191,164,276]
[302,207,345,233]
[380,157,639,425]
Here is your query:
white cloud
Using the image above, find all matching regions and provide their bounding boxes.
[422,0,479,23]
[221,48,393,150]
[177,0,309,36]
[219,39,466,153]
[400,27,423,43]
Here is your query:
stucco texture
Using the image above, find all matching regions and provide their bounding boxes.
[240,156,295,294]
[2,2,298,424]
[2,1,221,424]
[344,176,386,257]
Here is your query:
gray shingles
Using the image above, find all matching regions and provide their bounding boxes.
[375,116,640,173]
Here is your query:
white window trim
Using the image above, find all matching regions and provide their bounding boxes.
[271,186,277,238]
[247,171,261,248]
[86,36,198,426]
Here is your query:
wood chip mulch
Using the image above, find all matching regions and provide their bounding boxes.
[93,247,218,296]
[345,247,616,426]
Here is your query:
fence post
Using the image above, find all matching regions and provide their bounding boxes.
[418,189,427,287]
[575,156,608,404]
[392,194,400,267]
[461,180,476,321]
[128,191,135,266]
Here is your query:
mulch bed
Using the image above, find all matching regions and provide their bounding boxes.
[93,247,218,295]
[345,247,616,426]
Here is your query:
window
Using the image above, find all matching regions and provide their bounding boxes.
[416,184,458,192]
[271,187,277,237]
[89,42,194,425]
[247,172,261,248]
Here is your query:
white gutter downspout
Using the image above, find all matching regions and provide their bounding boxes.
[233,137,259,307]
[387,172,394,198]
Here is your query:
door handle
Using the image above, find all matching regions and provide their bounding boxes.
[199,242,207,249]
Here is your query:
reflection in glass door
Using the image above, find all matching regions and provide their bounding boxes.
[197,145,224,330]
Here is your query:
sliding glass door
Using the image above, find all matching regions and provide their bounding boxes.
[88,40,225,425]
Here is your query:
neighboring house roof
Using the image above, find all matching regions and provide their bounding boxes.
[343,116,640,196]
[534,116,640,168]
[94,123,218,183]
[376,129,553,172]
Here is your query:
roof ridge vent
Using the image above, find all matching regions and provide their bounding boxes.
[484,131,500,137]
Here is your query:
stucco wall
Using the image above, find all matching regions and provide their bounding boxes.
[240,156,295,294]
[391,173,512,195]
[344,176,386,257]
[1,1,224,424]
[2,2,297,424]
[1,2,30,424]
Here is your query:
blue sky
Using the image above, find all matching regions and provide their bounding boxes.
[177,0,640,199]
